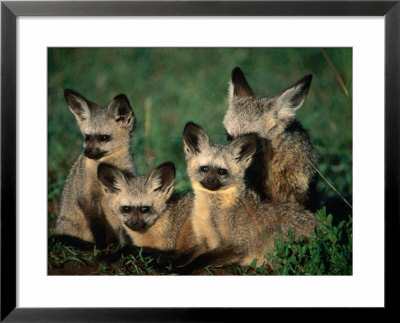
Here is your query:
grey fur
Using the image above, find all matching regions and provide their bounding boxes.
[98,162,193,251]
[183,122,316,267]
[223,67,318,207]
[53,90,136,246]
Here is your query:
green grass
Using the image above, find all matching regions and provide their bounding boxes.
[48,48,352,275]
[48,207,352,275]
[265,207,352,275]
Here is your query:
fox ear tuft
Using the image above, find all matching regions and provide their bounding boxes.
[230,133,258,164]
[97,163,122,194]
[108,94,135,127]
[64,89,91,122]
[183,122,210,156]
[275,74,312,119]
[146,162,175,197]
[229,67,255,100]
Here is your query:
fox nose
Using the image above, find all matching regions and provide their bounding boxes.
[126,218,144,231]
[207,177,214,183]
[84,148,91,154]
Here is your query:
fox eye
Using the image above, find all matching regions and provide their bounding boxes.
[99,135,111,142]
[141,206,150,213]
[218,168,228,175]
[200,166,209,173]
[120,206,132,213]
[84,134,91,142]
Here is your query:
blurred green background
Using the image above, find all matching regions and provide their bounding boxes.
[48,48,352,227]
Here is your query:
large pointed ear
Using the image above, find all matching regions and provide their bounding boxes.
[64,89,91,122]
[97,163,124,194]
[108,94,135,128]
[274,74,312,119]
[229,133,258,165]
[228,67,255,102]
[146,162,175,197]
[183,122,210,157]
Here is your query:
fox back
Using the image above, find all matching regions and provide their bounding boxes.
[182,122,316,268]
[223,67,319,208]
[53,90,136,247]
[98,162,193,251]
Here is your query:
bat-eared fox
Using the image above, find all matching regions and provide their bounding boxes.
[97,162,194,252]
[180,122,316,268]
[53,90,136,247]
[223,67,319,209]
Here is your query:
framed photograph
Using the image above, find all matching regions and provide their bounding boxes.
[1,0,398,320]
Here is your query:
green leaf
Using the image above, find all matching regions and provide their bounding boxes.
[327,214,333,226]
[256,263,265,274]
[250,258,258,269]
[274,238,283,250]
[63,245,78,256]
[67,256,86,267]
[312,252,320,264]
[331,235,337,245]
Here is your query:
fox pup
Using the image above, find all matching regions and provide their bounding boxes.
[182,122,316,267]
[53,90,136,247]
[223,67,318,208]
[97,162,195,252]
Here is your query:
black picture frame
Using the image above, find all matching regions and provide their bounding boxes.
[1,1,398,321]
